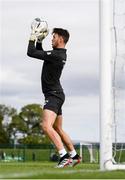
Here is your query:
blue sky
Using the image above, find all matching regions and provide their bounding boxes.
[0,0,125,142]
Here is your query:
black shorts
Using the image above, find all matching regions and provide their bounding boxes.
[43,91,65,115]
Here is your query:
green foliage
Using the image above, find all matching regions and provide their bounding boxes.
[0,103,50,145]
[9,115,27,132]
[19,134,50,145]
[19,104,43,134]
[0,115,9,143]
[20,104,43,124]
[0,104,17,118]
[18,103,48,144]
[0,129,9,144]
[0,104,17,144]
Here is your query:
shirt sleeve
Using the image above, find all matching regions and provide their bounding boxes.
[36,41,43,50]
[27,40,62,65]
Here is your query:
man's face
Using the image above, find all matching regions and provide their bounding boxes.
[52,33,61,48]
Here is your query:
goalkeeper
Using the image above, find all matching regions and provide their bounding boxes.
[27,18,81,168]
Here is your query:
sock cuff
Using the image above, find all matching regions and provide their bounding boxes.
[59,149,67,158]
[69,149,77,158]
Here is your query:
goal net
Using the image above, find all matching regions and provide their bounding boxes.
[100,0,125,170]
[112,0,125,165]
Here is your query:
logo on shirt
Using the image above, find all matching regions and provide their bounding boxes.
[44,99,49,106]
[47,51,51,55]
[62,60,66,64]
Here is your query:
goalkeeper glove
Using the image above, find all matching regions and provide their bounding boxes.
[29,18,49,42]
[29,18,42,41]
[29,31,37,41]
[37,29,49,43]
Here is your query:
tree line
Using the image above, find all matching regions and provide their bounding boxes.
[0,104,50,145]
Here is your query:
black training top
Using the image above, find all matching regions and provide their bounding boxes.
[27,40,67,94]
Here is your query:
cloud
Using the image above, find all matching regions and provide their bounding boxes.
[62,74,99,96]
[63,95,99,141]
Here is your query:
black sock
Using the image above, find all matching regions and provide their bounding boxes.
[72,154,80,159]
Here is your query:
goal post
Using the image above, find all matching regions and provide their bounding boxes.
[99,0,125,170]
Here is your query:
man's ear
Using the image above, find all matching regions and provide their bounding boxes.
[59,36,64,44]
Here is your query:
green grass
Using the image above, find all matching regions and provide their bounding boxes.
[0,162,125,179]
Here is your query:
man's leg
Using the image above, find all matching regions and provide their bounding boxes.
[53,115,74,151]
[41,109,71,167]
[41,109,64,151]
[53,115,81,166]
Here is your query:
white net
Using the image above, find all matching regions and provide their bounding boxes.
[112,0,125,163]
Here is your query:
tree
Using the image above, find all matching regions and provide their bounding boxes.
[0,114,9,143]
[8,114,28,143]
[0,104,17,144]
[18,104,50,144]
[0,104,51,144]
[0,104,17,118]
[19,104,43,134]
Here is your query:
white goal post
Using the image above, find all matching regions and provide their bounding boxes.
[99,0,125,170]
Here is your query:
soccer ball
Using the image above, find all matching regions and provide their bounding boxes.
[31,17,48,34]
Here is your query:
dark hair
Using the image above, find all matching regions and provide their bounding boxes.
[52,28,70,44]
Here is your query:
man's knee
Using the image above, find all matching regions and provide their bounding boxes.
[41,121,50,134]
[54,126,63,134]
[41,109,57,133]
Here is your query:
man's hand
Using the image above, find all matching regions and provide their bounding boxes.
[29,18,49,42]
[29,18,41,41]
[37,29,49,43]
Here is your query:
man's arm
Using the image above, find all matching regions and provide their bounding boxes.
[27,40,63,65]
[36,41,43,50]
[27,18,49,59]
[27,40,46,60]
[27,40,55,62]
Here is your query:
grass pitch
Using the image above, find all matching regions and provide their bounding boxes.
[0,162,125,179]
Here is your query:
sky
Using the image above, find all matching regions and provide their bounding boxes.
[0,0,124,142]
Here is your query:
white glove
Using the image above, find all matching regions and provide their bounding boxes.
[37,29,49,43]
[30,18,49,42]
[30,18,41,41]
